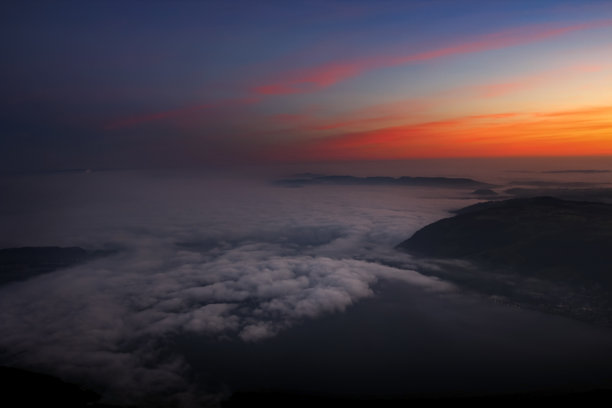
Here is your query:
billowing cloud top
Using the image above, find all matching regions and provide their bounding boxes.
[0,172,456,405]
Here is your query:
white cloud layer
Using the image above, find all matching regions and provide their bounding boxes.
[0,172,472,406]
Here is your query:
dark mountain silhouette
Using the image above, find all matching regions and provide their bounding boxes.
[471,188,498,196]
[0,366,127,407]
[397,197,612,325]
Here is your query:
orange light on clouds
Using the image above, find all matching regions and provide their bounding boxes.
[262,106,612,161]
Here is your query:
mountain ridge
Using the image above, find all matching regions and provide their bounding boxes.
[397,197,612,325]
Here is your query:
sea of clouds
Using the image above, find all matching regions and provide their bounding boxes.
[0,171,463,406]
[2,170,612,407]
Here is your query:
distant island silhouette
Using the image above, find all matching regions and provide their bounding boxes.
[276,174,493,188]
[0,247,113,286]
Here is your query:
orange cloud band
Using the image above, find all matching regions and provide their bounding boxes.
[262,106,612,161]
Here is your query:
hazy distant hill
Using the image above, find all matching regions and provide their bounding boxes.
[397,197,612,325]
[0,247,111,285]
[276,174,492,188]
[504,187,612,202]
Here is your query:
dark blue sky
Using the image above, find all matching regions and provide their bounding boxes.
[2,0,612,172]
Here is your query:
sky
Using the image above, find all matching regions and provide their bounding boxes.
[3,3,612,405]
[1,0,612,172]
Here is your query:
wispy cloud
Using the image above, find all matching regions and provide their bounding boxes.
[251,19,612,96]
[104,19,612,131]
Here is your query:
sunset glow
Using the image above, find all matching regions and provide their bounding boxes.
[2,0,612,169]
[262,106,612,161]
[5,3,612,406]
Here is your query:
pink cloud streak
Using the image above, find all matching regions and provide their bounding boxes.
[252,19,612,96]
[105,19,611,130]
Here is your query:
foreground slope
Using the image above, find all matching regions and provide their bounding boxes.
[398,197,612,324]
